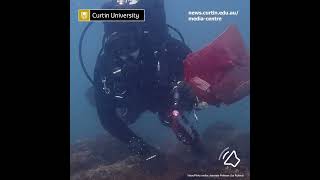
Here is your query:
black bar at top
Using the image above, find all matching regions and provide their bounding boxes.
[90,9,145,21]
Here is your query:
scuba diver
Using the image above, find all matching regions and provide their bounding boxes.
[80,0,250,161]
[92,0,204,159]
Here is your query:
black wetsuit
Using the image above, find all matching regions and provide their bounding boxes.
[93,0,201,156]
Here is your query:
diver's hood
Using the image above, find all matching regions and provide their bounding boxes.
[106,31,141,57]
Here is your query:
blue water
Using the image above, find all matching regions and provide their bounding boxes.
[70,0,250,145]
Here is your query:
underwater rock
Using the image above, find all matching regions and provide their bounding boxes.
[71,155,187,180]
[70,133,131,175]
[90,134,131,163]
[70,148,104,175]
[71,156,143,180]
[70,124,250,180]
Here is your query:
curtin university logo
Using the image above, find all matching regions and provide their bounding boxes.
[78,9,90,21]
[78,9,145,22]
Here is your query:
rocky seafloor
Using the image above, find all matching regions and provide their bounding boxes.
[70,122,250,180]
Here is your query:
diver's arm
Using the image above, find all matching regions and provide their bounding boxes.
[93,60,138,143]
[93,55,158,157]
